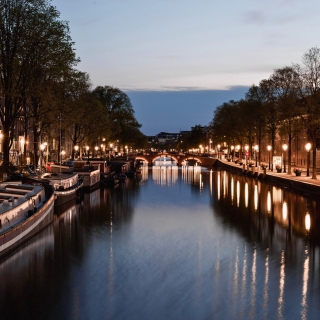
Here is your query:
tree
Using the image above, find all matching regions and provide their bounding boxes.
[258,79,279,162]
[0,0,78,167]
[93,86,142,149]
[271,66,303,174]
[298,47,320,179]
[187,125,207,150]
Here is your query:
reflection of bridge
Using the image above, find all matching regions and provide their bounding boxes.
[134,153,216,167]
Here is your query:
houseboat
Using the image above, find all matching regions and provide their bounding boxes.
[73,163,100,192]
[39,172,83,206]
[0,182,55,259]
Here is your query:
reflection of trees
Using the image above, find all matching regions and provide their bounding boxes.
[79,178,143,229]
[210,170,320,255]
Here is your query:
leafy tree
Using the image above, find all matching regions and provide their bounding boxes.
[93,86,142,149]
[245,85,267,165]
[258,79,279,158]
[0,0,77,167]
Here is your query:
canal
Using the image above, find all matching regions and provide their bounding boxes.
[0,166,320,320]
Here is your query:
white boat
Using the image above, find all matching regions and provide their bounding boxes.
[74,165,101,192]
[0,182,55,259]
[39,172,83,206]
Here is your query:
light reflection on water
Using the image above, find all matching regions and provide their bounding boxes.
[0,168,319,319]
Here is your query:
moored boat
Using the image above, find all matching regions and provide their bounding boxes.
[39,172,83,206]
[0,182,54,259]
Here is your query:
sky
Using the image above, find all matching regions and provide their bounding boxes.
[51,0,320,135]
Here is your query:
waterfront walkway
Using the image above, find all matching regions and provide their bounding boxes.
[217,158,320,194]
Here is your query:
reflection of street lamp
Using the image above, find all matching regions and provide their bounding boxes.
[267,145,272,170]
[305,142,311,177]
[305,213,311,231]
[254,145,258,167]
[282,143,288,173]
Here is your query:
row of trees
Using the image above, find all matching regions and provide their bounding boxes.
[210,47,320,178]
[0,0,147,169]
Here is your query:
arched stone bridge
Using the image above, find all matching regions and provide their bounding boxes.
[134,153,217,167]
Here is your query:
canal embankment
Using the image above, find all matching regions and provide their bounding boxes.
[213,159,320,197]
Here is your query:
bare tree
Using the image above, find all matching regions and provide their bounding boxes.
[298,47,320,179]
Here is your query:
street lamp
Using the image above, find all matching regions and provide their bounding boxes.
[74,145,79,159]
[217,144,220,159]
[267,145,272,170]
[61,150,66,162]
[282,143,288,173]
[86,146,89,162]
[40,143,46,174]
[231,145,234,161]
[95,146,98,158]
[254,145,258,167]
[305,142,311,177]
[245,145,249,164]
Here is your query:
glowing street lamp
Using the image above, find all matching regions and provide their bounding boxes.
[231,145,234,161]
[40,143,46,174]
[217,144,220,159]
[86,146,89,162]
[305,142,311,177]
[244,145,249,164]
[95,146,98,157]
[282,143,288,173]
[61,150,66,162]
[254,145,258,167]
[74,145,79,159]
[267,145,272,170]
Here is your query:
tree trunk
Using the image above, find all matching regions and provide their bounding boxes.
[2,124,11,169]
[33,127,40,169]
[287,135,292,174]
[312,148,317,179]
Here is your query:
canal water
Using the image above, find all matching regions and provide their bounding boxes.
[0,167,320,320]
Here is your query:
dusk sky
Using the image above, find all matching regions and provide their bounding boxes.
[52,0,320,135]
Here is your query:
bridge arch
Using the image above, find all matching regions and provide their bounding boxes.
[181,157,202,165]
[135,156,150,165]
[151,154,179,165]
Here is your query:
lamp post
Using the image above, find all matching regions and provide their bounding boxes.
[86,146,89,162]
[95,146,98,158]
[40,143,45,175]
[74,145,79,159]
[217,144,220,159]
[61,150,66,162]
[305,142,311,177]
[267,145,272,170]
[254,145,258,167]
[245,145,249,164]
[282,143,288,173]
[231,145,234,161]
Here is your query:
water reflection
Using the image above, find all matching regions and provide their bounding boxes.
[210,170,320,319]
[181,165,202,185]
[0,169,319,319]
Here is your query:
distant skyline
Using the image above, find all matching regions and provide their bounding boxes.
[126,87,249,135]
[51,0,320,134]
